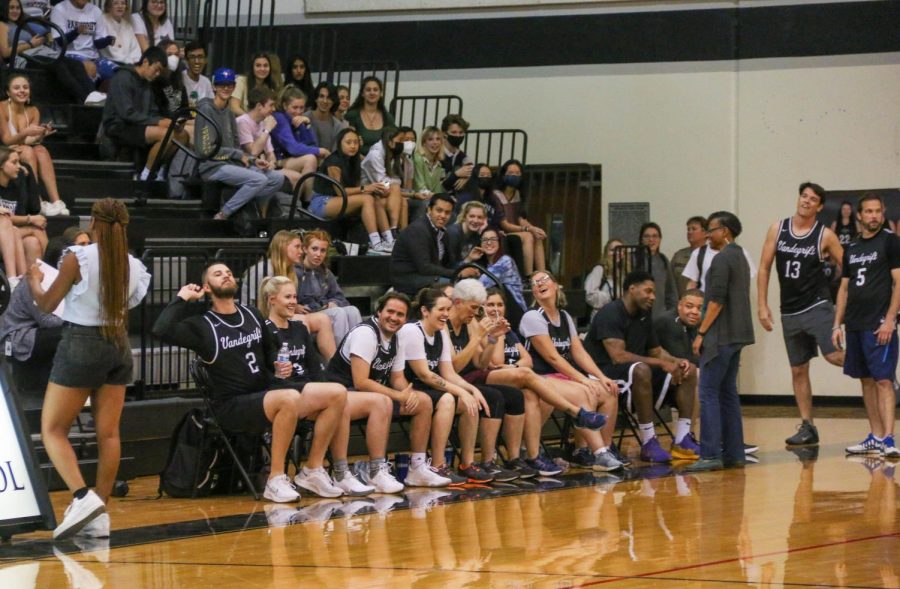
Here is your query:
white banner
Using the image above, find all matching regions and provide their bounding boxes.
[0,381,41,521]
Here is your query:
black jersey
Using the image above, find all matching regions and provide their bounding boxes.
[524,308,575,375]
[835,221,857,246]
[201,305,274,401]
[328,317,397,388]
[268,319,323,382]
[842,229,900,331]
[774,218,830,314]
[503,331,523,365]
[447,321,477,375]
[404,322,443,388]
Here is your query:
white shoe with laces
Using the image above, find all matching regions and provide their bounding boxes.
[76,512,110,538]
[369,461,405,494]
[84,91,107,105]
[333,470,375,496]
[263,474,300,503]
[53,490,106,540]
[294,468,344,498]
[404,459,452,487]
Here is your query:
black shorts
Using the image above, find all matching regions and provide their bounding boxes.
[212,390,272,434]
[49,324,133,388]
[106,122,149,148]
[781,302,838,366]
[601,362,673,409]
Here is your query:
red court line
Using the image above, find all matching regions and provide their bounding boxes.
[580,531,900,586]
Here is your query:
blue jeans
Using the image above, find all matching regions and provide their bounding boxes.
[205,165,285,217]
[699,344,744,462]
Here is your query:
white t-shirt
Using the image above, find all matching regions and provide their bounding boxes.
[342,321,391,365]
[518,309,578,340]
[681,244,758,291]
[236,113,273,154]
[130,13,174,47]
[392,321,452,373]
[100,14,141,64]
[183,72,214,106]
[51,0,108,60]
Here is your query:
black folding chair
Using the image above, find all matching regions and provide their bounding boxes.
[189,359,261,500]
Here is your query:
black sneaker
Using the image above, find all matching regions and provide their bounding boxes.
[570,447,596,468]
[610,444,632,466]
[785,422,819,446]
[480,460,519,482]
[458,463,494,483]
[504,457,538,479]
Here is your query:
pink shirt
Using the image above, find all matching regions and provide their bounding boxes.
[236,114,273,155]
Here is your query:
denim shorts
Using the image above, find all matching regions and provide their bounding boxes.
[309,194,332,218]
[49,323,134,388]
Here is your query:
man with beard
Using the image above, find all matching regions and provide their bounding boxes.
[833,194,900,458]
[585,270,699,463]
[153,263,348,501]
[328,291,451,487]
[758,182,845,447]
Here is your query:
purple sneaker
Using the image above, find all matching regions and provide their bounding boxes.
[671,432,701,460]
[574,408,606,430]
[640,437,673,463]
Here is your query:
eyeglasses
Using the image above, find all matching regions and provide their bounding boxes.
[481,237,499,244]
[706,226,726,234]
[531,276,553,287]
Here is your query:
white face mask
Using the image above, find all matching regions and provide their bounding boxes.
[403,140,415,156]
[167,55,180,72]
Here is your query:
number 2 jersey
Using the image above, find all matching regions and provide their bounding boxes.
[152,298,277,402]
[842,228,900,331]
[774,217,831,315]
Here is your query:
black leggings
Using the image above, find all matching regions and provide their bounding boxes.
[473,383,525,419]
[49,57,95,103]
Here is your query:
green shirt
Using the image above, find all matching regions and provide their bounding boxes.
[345,109,396,156]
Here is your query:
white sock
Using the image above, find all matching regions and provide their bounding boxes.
[874,435,885,442]
[593,446,609,455]
[411,452,426,469]
[139,167,150,181]
[675,418,692,444]
[638,422,656,444]
[381,231,394,244]
[368,232,381,246]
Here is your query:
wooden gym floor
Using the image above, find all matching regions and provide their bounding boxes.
[1,414,897,588]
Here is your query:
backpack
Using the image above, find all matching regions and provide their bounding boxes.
[158,408,229,498]
[167,149,201,200]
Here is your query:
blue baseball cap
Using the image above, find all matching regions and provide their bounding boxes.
[212,68,236,85]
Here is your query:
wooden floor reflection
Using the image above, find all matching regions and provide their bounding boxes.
[1,416,898,588]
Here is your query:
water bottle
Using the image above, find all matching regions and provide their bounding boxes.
[277,342,290,378]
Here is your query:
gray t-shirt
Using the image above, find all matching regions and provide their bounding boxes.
[304,110,348,152]
[701,242,754,365]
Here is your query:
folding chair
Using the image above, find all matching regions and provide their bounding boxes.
[615,369,675,448]
[189,359,261,500]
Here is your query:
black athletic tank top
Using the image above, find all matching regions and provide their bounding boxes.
[447,321,476,375]
[329,317,396,387]
[774,218,830,314]
[404,322,443,388]
[835,220,857,246]
[202,305,271,400]
[503,331,523,365]
[525,308,575,375]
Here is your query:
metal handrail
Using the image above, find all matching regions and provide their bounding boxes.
[9,16,66,68]
[286,171,348,224]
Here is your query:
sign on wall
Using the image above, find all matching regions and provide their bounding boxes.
[0,367,55,539]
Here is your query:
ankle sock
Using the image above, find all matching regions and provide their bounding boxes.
[73,487,89,500]
[675,418,692,444]
[411,452,426,469]
[593,446,609,456]
[368,232,381,246]
[368,457,386,476]
[638,422,655,444]
[381,230,394,244]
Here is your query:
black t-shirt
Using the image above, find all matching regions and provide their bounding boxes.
[0,174,38,216]
[267,319,323,382]
[584,299,659,367]
[774,218,830,314]
[502,331,522,365]
[842,229,900,331]
[314,151,360,196]
[653,310,698,364]
[447,321,476,375]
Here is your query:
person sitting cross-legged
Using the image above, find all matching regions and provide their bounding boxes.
[584,270,699,463]
[152,263,348,501]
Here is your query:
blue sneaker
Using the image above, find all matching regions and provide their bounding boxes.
[574,408,606,430]
[570,447,596,468]
[525,455,564,476]
[640,437,672,463]
[883,435,900,458]
[846,433,883,455]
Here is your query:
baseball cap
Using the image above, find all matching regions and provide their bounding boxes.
[212,68,236,85]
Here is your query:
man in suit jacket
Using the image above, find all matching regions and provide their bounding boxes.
[391,193,476,295]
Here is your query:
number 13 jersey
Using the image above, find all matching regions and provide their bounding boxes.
[775,217,830,315]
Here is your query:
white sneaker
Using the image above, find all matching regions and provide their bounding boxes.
[263,474,300,503]
[84,91,107,105]
[294,468,344,498]
[53,490,106,540]
[40,200,55,216]
[333,470,374,496]
[365,241,392,256]
[52,201,70,216]
[369,461,404,494]
[76,512,109,538]
[404,459,452,487]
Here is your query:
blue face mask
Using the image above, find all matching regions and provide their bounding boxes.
[504,175,521,188]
